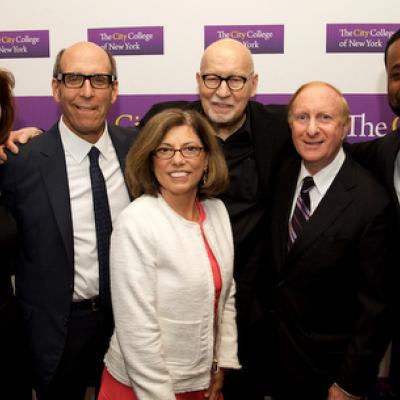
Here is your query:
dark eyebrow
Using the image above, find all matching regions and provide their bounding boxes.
[158,141,200,147]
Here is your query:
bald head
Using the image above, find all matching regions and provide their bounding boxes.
[196,39,258,139]
[200,38,254,73]
[53,41,117,79]
[288,81,350,125]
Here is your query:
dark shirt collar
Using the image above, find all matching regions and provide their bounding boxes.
[218,106,253,145]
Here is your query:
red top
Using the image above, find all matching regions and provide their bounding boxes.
[197,201,222,317]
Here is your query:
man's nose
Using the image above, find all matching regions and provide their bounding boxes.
[306,118,319,136]
[79,79,94,97]
[215,80,231,97]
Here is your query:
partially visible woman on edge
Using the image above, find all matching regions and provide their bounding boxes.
[0,68,31,398]
[99,108,240,400]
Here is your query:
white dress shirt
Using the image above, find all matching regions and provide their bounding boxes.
[395,150,400,204]
[290,148,346,218]
[59,117,130,300]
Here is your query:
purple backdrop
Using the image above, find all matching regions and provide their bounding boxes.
[14,93,398,143]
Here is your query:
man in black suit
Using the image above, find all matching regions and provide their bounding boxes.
[140,38,293,399]
[349,29,400,225]
[0,41,137,399]
[348,28,400,396]
[268,81,394,400]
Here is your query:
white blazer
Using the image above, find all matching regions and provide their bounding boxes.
[104,195,240,400]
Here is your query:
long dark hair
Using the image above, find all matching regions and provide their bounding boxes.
[0,69,15,145]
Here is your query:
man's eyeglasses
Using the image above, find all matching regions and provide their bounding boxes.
[56,73,117,89]
[201,74,252,91]
[153,146,204,160]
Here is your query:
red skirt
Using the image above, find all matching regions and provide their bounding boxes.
[98,367,223,400]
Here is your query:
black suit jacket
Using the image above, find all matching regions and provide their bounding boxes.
[141,100,294,332]
[0,123,137,389]
[348,129,400,223]
[268,154,395,397]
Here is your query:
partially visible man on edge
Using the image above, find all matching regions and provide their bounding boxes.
[140,38,294,399]
[0,41,137,399]
[348,28,400,397]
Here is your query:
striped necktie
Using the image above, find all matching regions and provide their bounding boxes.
[288,176,315,250]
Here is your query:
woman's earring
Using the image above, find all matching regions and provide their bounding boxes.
[202,168,208,186]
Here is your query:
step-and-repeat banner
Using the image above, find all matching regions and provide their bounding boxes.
[1,1,399,143]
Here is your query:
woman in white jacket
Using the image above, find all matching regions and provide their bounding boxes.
[99,108,240,400]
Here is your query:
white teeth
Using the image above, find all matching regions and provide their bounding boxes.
[170,172,188,178]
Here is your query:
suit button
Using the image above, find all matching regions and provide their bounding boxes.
[63,316,69,326]
[278,280,285,287]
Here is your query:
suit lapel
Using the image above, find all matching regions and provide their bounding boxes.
[373,130,400,225]
[288,157,355,261]
[376,130,397,184]
[109,125,130,170]
[38,124,74,267]
[109,125,138,200]
[37,124,137,269]
[383,131,400,204]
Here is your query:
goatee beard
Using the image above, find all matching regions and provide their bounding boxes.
[390,101,400,117]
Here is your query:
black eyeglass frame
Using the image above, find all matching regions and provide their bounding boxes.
[201,73,252,91]
[56,73,117,89]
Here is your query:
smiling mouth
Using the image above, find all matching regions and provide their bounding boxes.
[211,102,233,109]
[75,105,96,111]
[169,171,189,178]
[304,140,324,146]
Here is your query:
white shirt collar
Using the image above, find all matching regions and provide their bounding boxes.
[58,116,111,163]
[297,147,346,197]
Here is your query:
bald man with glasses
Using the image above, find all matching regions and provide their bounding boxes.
[140,38,294,400]
[0,41,138,400]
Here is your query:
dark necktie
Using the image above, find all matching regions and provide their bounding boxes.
[88,147,112,308]
[288,176,315,250]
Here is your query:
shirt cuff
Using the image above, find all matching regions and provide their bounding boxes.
[333,382,363,399]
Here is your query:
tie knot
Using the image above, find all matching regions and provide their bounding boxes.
[301,176,314,194]
[88,146,100,163]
